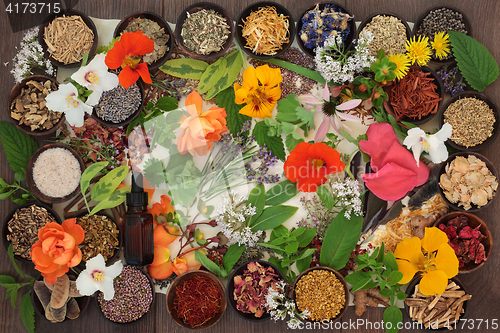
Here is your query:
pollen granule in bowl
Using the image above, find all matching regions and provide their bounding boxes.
[295,269,346,321]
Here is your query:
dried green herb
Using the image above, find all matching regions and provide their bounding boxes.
[181,9,230,55]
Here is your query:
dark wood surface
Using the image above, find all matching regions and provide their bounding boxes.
[1,1,499,332]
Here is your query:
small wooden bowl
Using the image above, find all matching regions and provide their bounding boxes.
[438,91,500,152]
[2,202,62,263]
[438,152,499,212]
[114,11,174,70]
[236,1,295,60]
[433,212,493,273]
[26,143,85,204]
[91,78,144,128]
[175,2,234,61]
[8,75,65,137]
[226,260,285,321]
[167,270,226,329]
[385,66,444,125]
[296,2,355,58]
[412,6,471,65]
[38,10,98,68]
[404,276,469,330]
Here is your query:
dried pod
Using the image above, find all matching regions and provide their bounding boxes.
[34,281,52,310]
[49,274,70,309]
[65,298,80,319]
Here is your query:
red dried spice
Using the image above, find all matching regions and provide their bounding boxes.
[439,215,486,268]
[387,67,442,120]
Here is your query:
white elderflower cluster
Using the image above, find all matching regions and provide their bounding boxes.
[215,191,261,246]
[315,31,375,85]
[264,281,310,328]
[330,177,363,219]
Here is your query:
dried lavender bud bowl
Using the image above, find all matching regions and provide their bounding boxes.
[296,2,355,58]
[291,266,349,324]
[38,10,98,68]
[236,1,295,60]
[438,91,500,152]
[96,265,155,324]
[433,212,492,274]
[2,202,62,263]
[26,143,86,204]
[91,78,144,128]
[113,11,174,71]
[175,2,235,61]
[226,260,285,321]
[167,269,227,329]
[8,75,65,137]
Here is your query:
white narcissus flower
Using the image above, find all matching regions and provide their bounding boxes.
[403,123,453,166]
[75,254,123,301]
[45,83,93,127]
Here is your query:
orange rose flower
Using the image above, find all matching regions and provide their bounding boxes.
[177,91,228,156]
[30,219,85,284]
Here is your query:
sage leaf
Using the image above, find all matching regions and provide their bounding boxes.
[250,205,297,231]
[89,186,130,216]
[0,121,38,176]
[80,161,108,196]
[159,58,208,80]
[253,121,286,161]
[216,87,251,137]
[205,50,243,100]
[20,291,35,333]
[265,179,298,205]
[91,165,129,202]
[197,57,227,94]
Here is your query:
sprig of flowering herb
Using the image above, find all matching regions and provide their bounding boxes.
[11,27,55,83]
[264,281,310,329]
[297,195,337,241]
[436,64,466,96]
[328,178,363,219]
[245,144,280,185]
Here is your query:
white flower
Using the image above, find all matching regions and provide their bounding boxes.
[403,123,453,166]
[45,82,93,127]
[75,254,123,301]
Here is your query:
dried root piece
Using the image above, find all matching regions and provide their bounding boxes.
[352,288,390,316]
[410,206,449,238]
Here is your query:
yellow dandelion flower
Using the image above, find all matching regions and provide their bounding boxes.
[431,32,451,59]
[388,53,411,80]
[406,35,432,66]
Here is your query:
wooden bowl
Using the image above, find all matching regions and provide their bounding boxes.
[292,266,349,323]
[296,2,355,58]
[38,10,98,68]
[236,1,295,60]
[226,260,285,321]
[412,6,471,65]
[433,212,493,273]
[91,78,144,128]
[438,91,500,152]
[438,152,499,212]
[167,270,226,329]
[114,11,174,70]
[175,2,234,61]
[8,75,65,137]
[26,143,85,204]
[2,202,62,263]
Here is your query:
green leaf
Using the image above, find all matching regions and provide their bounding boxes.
[143,157,166,187]
[0,275,17,286]
[89,186,130,216]
[216,87,251,137]
[383,305,403,333]
[285,133,304,152]
[276,95,302,123]
[319,209,363,270]
[247,184,266,226]
[317,185,334,210]
[397,291,407,300]
[351,277,374,292]
[265,179,298,205]
[205,50,243,100]
[198,57,227,94]
[385,251,398,272]
[250,205,298,231]
[296,105,315,130]
[253,121,286,161]
[296,255,312,273]
[95,36,120,54]
[268,257,287,277]
[159,58,208,80]
[377,243,385,263]
[0,121,38,176]
[222,244,245,273]
[9,289,18,308]
[7,244,25,278]
[293,248,316,262]
[80,161,108,196]
[388,271,403,286]
[0,189,16,200]
[284,241,299,254]
[264,58,326,85]
[296,228,316,248]
[448,31,499,92]
[20,291,35,333]
[271,225,288,239]
[344,271,371,286]
[155,96,178,112]
[195,250,225,277]
[258,242,285,253]
[91,165,129,202]
[379,287,393,299]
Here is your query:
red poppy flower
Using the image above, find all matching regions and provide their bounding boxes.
[284,142,345,192]
[105,31,154,89]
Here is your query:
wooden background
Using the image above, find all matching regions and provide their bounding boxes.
[1,0,499,332]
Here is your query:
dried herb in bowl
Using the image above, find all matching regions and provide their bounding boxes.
[181,9,230,56]
[75,213,120,262]
[123,17,169,64]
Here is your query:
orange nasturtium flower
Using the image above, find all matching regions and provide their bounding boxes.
[234,64,282,118]
[105,31,154,89]
[284,142,345,192]
[177,91,228,156]
[30,219,85,284]
[148,194,175,225]
[394,227,459,295]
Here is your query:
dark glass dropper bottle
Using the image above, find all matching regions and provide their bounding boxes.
[124,172,154,265]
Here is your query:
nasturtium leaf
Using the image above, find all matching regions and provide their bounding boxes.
[160,58,208,80]
[197,57,227,94]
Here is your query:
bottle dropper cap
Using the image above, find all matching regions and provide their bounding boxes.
[127,172,148,206]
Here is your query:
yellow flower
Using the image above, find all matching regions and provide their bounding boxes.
[394,227,459,295]
[388,53,411,80]
[234,64,282,118]
[406,35,432,67]
[431,32,451,60]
